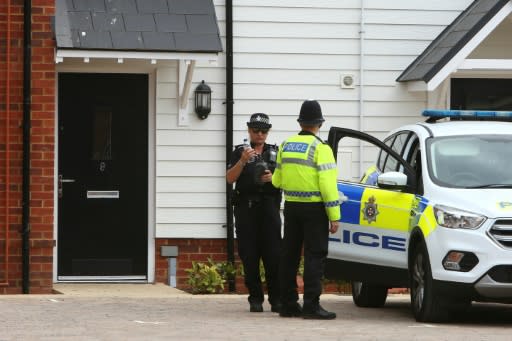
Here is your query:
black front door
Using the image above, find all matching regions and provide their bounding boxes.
[58,73,148,279]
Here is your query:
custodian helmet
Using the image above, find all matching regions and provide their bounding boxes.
[297,100,325,125]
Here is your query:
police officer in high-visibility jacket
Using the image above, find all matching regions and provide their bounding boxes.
[272,100,340,320]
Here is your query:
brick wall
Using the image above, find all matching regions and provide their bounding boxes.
[0,0,55,294]
[156,238,246,292]
[155,238,355,295]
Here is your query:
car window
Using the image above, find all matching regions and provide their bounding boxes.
[405,137,423,194]
[377,136,394,171]
[328,126,416,191]
[392,133,409,156]
[381,132,409,172]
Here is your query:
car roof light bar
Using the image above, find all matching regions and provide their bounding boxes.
[422,109,512,123]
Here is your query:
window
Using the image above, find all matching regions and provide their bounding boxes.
[380,132,410,172]
[91,106,112,161]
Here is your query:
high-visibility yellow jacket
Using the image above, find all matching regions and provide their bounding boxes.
[272,132,341,221]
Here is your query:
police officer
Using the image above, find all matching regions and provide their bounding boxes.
[226,113,282,313]
[272,100,340,320]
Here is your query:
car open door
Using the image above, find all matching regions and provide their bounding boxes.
[325,126,418,287]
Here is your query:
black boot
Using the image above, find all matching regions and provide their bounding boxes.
[270,302,282,313]
[302,305,336,320]
[279,302,302,317]
[249,302,263,312]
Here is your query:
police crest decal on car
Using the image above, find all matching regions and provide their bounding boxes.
[362,195,379,223]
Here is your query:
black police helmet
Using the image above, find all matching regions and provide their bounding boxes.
[297,100,325,125]
[247,113,272,129]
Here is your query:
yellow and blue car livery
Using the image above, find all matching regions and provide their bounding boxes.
[329,182,431,271]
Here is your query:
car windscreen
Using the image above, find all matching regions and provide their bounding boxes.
[427,135,512,188]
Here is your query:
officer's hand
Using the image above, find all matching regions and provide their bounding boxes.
[329,221,339,234]
[260,169,272,183]
[241,147,256,164]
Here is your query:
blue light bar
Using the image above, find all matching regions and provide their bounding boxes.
[423,109,512,118]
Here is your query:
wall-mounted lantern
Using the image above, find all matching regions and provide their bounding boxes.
[194,80,211,119]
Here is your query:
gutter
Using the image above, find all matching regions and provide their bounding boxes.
[225,0,235,292]
[22,0,32,294]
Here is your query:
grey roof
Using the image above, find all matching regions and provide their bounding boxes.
[53,0,222,53]
[397,0,509,82]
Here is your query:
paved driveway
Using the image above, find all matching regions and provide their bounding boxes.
[1,284,511,340]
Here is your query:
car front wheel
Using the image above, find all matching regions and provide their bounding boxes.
[410,241,447,322]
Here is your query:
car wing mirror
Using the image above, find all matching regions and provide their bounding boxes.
[377,171,408,190]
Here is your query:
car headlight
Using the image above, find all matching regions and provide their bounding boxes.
[433,205,486,229]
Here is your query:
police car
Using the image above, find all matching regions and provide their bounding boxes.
[325,110,512,322]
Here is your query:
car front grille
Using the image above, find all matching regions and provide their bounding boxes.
[489,220,512,249]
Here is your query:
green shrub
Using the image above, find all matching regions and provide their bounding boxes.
[298,256,304,277]
[217,260,239,281]
[186,258,226,294]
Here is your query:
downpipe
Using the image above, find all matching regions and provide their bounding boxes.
[22,0,32,294]
[225,0,235,292]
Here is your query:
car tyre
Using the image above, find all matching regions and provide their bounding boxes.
[351,281,388,308]
[410,241,448,322]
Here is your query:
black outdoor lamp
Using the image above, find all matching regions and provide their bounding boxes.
[194,80,211,119]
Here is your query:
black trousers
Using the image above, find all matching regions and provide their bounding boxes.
[280,201,329,310]
[234,196,282,305]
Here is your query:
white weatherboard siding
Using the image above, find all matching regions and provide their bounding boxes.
[155,0,473,238]
[155,64,228,238]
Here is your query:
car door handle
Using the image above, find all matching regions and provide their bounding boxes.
[60,179,76,183]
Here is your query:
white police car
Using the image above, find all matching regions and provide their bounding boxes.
[325,110,512,322]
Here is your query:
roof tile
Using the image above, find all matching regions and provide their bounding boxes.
[174,32,222,51]
[74,0,106,12]
[185,15,218,34]
[155,14,187,32]
[79,31,113,49]
[136,0,169,14]
[124,14,156,32]
[68,11,93,30]
[54,0,222,53]
[168,0,214,14]
[106,0,138,14]
[142,32,176,50]
[111,31,145,49]
[92,13,125,31]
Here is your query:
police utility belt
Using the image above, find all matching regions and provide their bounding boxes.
[232,190,279,207]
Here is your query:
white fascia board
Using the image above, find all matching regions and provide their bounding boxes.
[426,2,512,91]
[459,58,512,70]
[55,49,218,63]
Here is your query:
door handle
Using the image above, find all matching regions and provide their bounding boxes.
[58,175,76,198]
